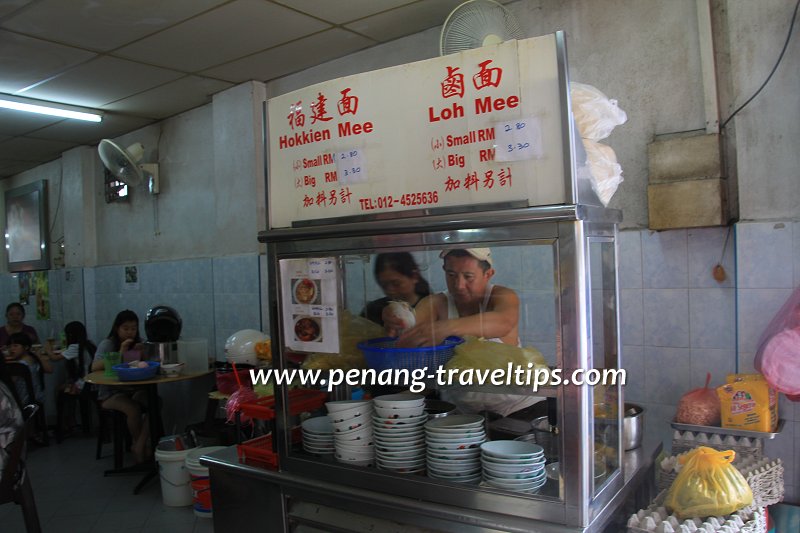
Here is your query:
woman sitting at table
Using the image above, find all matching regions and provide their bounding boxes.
[90,310,151,463]
[0,302,40,349]
[46,321,96,437]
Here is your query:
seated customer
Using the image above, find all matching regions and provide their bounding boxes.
[90,310,151,463]
[0,302,40,349]
[46,321,96,394]
[45,321,96,436]
[5,332,52,405]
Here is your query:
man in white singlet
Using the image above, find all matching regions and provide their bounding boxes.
[392,248,520,347]
[391,248,541,416]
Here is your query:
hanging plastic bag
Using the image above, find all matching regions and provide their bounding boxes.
[570,82,628,140]
[674,373,721,426]
[664,447,753,519]
[754,287,800,399]
[582,139,623,207]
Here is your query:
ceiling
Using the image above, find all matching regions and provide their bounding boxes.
[0,0,512,179]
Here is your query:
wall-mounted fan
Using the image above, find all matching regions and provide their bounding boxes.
[440,0,524,56]
[98,139,160,199]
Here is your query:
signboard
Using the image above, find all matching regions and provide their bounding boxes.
[267,34,566,229]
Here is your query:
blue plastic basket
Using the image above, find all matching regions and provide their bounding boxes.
[112,361,160,381]
[357,336,464,371]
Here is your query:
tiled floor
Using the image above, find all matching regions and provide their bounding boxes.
[0,435,214,533]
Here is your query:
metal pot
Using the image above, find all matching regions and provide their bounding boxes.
[623,403,644,451]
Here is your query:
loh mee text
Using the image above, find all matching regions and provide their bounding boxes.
[249,364,626,394]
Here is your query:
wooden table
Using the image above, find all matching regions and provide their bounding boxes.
[86,369,214,493]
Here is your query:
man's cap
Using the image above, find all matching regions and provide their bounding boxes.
[439,247,493,267]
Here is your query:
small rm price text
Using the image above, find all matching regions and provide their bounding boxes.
[359,191,439,211]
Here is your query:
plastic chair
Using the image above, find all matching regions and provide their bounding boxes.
[5,363,48,446]
[0,404,43,533]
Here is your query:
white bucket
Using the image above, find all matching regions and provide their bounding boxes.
[155,446,195,507]
[185,446,227,518]
[178,338,209,374]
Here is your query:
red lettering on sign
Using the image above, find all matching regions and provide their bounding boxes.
[338,121,374,137]
[474,95,519,115]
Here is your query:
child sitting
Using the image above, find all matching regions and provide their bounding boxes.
[5,331,52,405]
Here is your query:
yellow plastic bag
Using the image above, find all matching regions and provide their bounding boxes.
[664,447,753,519]
[445,335,548,373]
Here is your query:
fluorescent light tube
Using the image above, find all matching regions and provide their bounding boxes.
[0,95,102,122]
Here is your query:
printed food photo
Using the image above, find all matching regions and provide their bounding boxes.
[294,316,322,342]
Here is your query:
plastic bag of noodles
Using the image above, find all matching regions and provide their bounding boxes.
[664,446,753,519]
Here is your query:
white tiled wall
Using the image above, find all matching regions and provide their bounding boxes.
[734,221,799,504]
[621,222,800,505]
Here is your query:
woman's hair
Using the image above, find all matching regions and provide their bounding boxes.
[5,302,25,318]
[106,310,141,350]
[374,252,431,298]
[64,321,96,381]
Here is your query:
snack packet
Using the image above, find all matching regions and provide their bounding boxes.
[717,374,777,432]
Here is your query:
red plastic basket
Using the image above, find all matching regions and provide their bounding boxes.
[238,434,278,470]
[239,389,327,421]
[237,427,304,470]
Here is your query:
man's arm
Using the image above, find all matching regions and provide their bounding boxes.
[397,287,519,347]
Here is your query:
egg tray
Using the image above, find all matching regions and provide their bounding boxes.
[626,490,766,533]
[658,454,784,508]
[670,430,763,463]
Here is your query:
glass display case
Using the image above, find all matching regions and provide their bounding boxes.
[257,204,625,530]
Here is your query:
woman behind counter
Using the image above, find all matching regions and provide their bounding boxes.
[362,252,431,327]
[0,302,40,348]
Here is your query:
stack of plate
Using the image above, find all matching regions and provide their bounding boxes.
[326,400,374,467]
[301,416,334,455]
[372,394,427,473]
[425,414,485,484]
[480,441,547,493]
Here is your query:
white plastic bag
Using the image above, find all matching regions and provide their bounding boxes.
[582,139,623,206]
[570,82,628,140]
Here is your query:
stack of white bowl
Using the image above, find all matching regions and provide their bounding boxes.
[425,414,485,484]
[372,394,427,474]
[301,416,334,455]
[480,441,547,493]
[326,400,374,467]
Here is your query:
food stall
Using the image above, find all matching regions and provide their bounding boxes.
[202,32,660,532]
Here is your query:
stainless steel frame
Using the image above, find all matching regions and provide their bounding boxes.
[252,30,627,530]
[259,206,624,529]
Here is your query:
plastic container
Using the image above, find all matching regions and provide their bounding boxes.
[185,446,227,518]
[112,361,160,381]
[155,438,196,507]
[357,336,464,371]
[103,352,121,376]
[178,338,209,374]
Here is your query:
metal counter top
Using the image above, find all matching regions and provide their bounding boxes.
[201,441,661,533]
